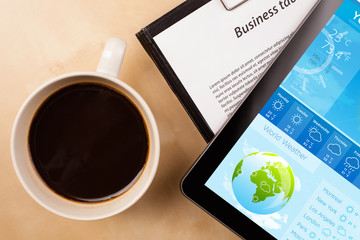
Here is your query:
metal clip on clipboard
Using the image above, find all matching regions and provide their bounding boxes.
[220,0,249,11]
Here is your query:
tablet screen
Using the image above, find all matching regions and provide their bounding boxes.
[205,0,360,239]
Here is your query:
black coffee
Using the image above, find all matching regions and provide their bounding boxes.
[28,82,149,202]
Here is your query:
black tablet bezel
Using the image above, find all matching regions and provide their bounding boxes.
[181,0,344,239]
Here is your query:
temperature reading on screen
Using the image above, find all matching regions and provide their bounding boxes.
[321,28,352,62]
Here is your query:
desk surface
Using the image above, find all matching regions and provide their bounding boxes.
[0,0,239,239]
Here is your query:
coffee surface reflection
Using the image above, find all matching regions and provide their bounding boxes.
[29,83,149,202]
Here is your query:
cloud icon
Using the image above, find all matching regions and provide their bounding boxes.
[345,157,360,170]
[337,226,346,236]
[327,144,341,156]
[322,228,331,237]
[309,129,322,142]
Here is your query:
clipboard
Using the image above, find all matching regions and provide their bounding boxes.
[136,0,320,142]
[137,0,214,141]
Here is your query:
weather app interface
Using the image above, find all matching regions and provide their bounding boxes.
[206,1,360,239]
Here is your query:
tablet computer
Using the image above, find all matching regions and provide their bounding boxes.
[181,0,360,239]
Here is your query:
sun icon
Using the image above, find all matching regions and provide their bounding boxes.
[340,214,348,222]
[272,99,284,111]
[347,205,354,214]
[291,114,303,125]
[309,127,319,133]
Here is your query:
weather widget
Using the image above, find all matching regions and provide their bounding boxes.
[260,88,294,125]
[317,132,353,168]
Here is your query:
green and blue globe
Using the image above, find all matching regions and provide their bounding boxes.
[232,152,295,215]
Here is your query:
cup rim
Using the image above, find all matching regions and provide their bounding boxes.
[11,71,160,220]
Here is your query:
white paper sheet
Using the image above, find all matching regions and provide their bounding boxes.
[154,0,319,134]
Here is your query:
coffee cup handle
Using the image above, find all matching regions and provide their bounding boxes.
[96,38,127,78]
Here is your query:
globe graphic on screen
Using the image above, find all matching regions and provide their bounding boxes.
[232,152,295,214]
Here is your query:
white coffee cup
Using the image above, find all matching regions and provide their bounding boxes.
[11,38,160,220]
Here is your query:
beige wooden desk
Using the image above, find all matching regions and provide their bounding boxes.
[0,0,239,239]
